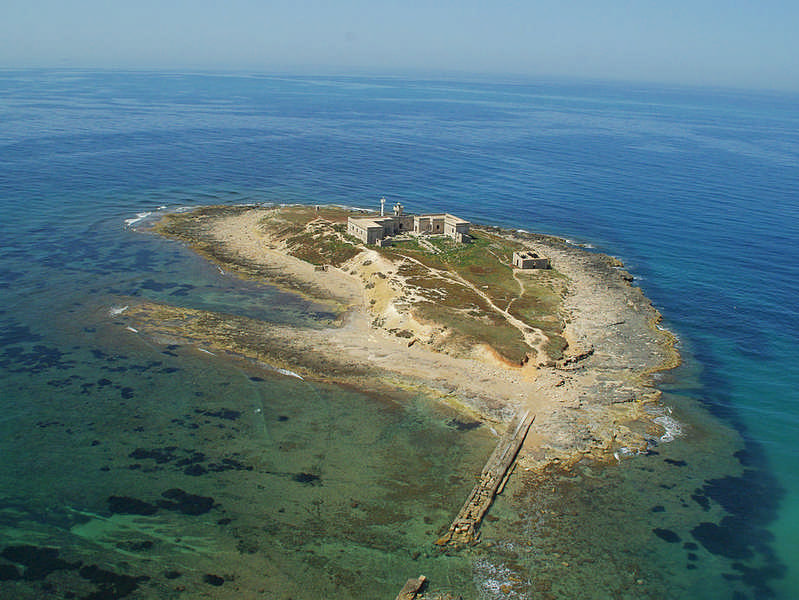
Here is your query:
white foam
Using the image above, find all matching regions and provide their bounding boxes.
[124,212,152,228]
[473,557,529,599]
[564,238,594,248]
[197,348,216,356]
[653,414,684,443]
[275,367,304,380]
[109,305,128,316]
[125,326,138,333]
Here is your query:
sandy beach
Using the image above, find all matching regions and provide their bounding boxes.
[129,205,678,474]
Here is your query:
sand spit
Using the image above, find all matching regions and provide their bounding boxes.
[132,205,678,472]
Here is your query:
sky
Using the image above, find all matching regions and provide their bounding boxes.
[2,0,798,91]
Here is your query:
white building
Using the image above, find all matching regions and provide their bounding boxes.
[347,200,471,245]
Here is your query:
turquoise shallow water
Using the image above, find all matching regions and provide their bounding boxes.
[1,71,797,598]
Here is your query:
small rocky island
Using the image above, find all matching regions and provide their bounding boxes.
[126,202,678,476]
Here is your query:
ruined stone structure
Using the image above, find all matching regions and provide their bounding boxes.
[512,250,550,269]
[347,199,470,245]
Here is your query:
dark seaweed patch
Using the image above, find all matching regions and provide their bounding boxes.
[169,285,195,297]
[203,573,225,586]
[691,518,753,559]
[448,418,481,431]
[664,458,687,467]
[0,545,81,580]
[650,505,665,513]
[115,540,154,552]
[91,349,129,361]
[157,489,215,515]
[691,490,711,511]
[47,375,83,388]
[127,361,162,373]
[730,561,786,599]
[196,408,241,421]
[277,415,289,422]
[183,464,208,476]
[107,496,158,516]
[292,472,320,485]
[139,279,172,292]
[0,563,21,580]
[129,447,178,464]
[208,457,253,472]
[0,323,42,346]
[0,344,76,374]
[164,570,182,579]
[174,452,206,467]
[689,467,785,595]
[79,564,149,599]
[127,446,252,476]
[653,528,681,543]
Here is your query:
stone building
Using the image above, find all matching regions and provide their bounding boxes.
[512,250,550,269]
[347,199,470,245]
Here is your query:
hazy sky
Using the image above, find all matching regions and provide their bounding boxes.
[3,0,797,90]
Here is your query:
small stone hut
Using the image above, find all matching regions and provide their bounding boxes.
[512,250,550,269]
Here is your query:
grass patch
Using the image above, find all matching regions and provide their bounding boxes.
[416,302,530,364]
[285,229,360,267]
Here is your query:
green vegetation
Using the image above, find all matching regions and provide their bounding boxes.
[258,206,360,267]
[378,228,568,363]
[284,229,361,267]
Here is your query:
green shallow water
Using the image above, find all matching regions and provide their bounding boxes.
[0,305,498,599]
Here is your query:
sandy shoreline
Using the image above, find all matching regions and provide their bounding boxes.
[131,205,679,472]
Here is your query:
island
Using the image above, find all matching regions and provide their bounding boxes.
[125,201,678,548]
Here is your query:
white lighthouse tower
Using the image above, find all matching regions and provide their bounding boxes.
[380,197,386,216]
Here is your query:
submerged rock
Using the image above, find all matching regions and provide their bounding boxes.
[157,488,215,515]
[107,496,159,516]
[653,528,681,544]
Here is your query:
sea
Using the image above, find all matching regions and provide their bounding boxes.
[0,70,797,599]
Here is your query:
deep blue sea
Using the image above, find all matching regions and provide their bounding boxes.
[0,70,797,599]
